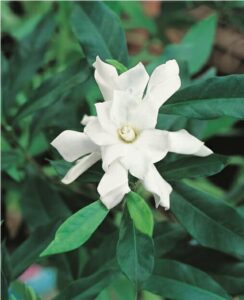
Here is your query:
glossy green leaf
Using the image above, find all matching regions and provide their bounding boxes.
[70,2,128,65]
[143,259,231,300]
[16,60,91,120]
[10,281,41,300]
[117,207,154,286]
[10,220,62,279]
[159,154,228,181]
[54,268,119,300]
[161,75,244,120]
[41,200,109,256]
[182,14,218,74]
[171,183,244,259]
[126,192,154,237]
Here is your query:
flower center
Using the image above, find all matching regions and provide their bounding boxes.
[118,125,137,143]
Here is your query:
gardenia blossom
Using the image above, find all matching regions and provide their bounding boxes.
[51,57,213,209]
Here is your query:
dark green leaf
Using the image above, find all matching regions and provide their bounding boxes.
[54,268,119,300]
[117,207,154,286]
[41,200,109,256]
[158,154,228,181]
[10,220,62,279]
[154,222,188,257]
[21,174,70,229]
[3,12,55,112]
[126,192,154,237]
[171,183,244,259]
[161,75,244,120]
[71,2,128,65]
[16,60,91,120]
[211,262,244,296]
[143,259,231,300]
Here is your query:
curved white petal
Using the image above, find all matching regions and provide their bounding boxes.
[100,183,130,209]
[61,152,101,184]
[101,144,126,171]
[143,165,172,209]
[84,119,118,146]
[81,115,96,126]
[51,130,98,162]
[145,59,181,109]
[95,101,117,134]
[118,62,149,99]
[166,129,213,156]
[97,161,129,197]
[135,129,168,164]
[93,56,118,101]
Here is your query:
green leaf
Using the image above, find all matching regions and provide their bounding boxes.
[10,220,62,279]
[21,174,70,230]
[106,59,128,74]
[211,262,244,296]
[158,154,228,181]
[171,183,244,259]
[161,75,244,120]
[2,12,55,113]
[117,207,154,286]
[96,276,136,300]
[126,192,154,237]
[154,222,188,257]
[10,281,41,300]
[54,268,119,300]
[143,259,231,300]
[70,2,128,65]
[41,200,109,256]
[16,60,91,120]
[181,14,218,74]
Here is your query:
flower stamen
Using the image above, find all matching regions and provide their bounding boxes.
[118,125,137,143]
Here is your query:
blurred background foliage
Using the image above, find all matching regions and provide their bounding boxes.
[1,1,244,299]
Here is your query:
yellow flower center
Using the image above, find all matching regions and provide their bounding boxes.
[118,125,137,143]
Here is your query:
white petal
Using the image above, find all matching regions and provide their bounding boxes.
[120,144,149,180]
[100,183,130,209]
[145,59,181,109]
[93,56,118,101]
[95,101,117,134]
[51,130,98,162]
[135,129,168,164]
[166,129,213,156]
[129,101,159,130]
[97,161,128,197]
[118,62,149,99]
[101,144,126,171]
[84,119,118,146]
[143,165,172,209]
[110,90,133,128]
[81,115,96,126]
[61,152,101,184]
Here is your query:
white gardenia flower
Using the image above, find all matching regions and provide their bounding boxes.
[51,57,213,210]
